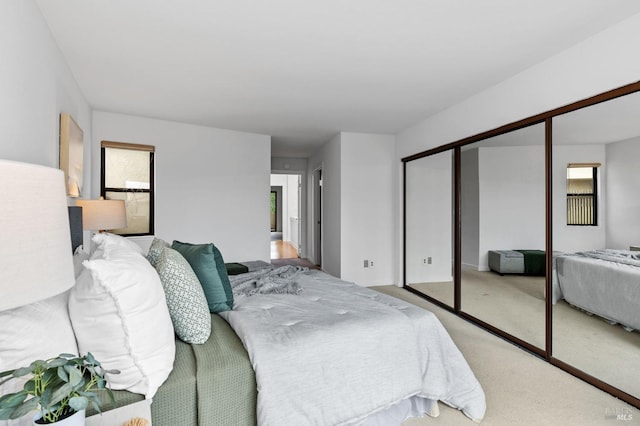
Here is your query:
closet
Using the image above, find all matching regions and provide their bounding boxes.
[403,81,640,408]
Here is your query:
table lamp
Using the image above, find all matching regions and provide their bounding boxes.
[76,197,127,232]
[0,159,76,311]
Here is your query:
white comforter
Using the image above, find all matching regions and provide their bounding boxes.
[220,269,485,425]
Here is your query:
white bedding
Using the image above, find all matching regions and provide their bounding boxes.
[220,269,485,425]
[554,249,640,330]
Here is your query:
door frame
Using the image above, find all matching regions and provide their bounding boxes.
[312,165,323,267]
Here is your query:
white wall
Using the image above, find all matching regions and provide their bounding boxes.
[92,111,271,263]
[272,157,308,173]
[0,0,91,192]
[340,132,395,286]
[605,137,640,249]
[307,132,395,285]
[308,134,341,277]
[552,144,607,253]
[478,145,546,270]
[395,12,640,283]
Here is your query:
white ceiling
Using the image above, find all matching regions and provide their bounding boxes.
[36,0,640,157]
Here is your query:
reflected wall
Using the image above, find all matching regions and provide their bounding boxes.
[405,150,454,307]
[460,123,546,349]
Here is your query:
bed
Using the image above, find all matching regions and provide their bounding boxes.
[553,249,640,331]
[1,221,485,426]
[82,223,485,424]
[221,265,486,425]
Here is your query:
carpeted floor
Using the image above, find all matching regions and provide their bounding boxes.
[407,269,640,398]
[374,286,640,426]
[409,271,546,346]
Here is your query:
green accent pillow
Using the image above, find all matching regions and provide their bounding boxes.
[156,247,212,344]
[171,241,234,313]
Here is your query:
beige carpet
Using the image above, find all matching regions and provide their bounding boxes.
[408,270,640,397]
[373,286,639,426]
[409,271,546,347]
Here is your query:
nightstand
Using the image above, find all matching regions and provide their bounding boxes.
[86,400,152,426]
[630,245,640,251]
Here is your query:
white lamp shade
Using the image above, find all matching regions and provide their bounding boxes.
[76,198,127,231]
[0,160,75,311]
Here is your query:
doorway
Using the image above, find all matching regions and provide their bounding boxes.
[270,174,301,260]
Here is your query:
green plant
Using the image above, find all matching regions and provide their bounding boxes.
[0,353,117,424]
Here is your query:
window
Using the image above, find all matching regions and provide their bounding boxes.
[101,141,155,235]
[566,163,599,226]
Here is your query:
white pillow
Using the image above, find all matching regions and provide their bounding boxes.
[69,247,175,398]
[92,232,145,256]
[0,292,78,426]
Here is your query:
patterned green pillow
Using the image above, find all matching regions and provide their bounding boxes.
[156,247,211,344]
[147,237,169,268]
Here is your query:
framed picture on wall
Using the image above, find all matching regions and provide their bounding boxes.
[59,112,83,197]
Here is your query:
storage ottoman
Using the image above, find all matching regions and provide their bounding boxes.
[488,250,525,275]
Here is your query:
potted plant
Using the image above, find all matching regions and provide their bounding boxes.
[0,353,117,425]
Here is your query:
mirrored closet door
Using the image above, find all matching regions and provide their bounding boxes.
[402,81,640,408]
[405,150,454,307]
[459,123,546,349]
[551,90,640,399]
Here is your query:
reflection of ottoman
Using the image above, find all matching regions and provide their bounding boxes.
[488,250,525,275]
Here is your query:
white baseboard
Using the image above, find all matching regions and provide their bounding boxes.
[462,262,490,272]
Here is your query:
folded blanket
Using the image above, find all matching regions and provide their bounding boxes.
[230,265,307,296]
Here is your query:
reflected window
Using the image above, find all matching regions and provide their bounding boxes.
[101,141,155,235]
[566,163,599,226]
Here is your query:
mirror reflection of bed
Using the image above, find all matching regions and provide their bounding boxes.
[552,90,640,398]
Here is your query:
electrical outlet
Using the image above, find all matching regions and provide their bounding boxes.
[428,256,432,264]
[370,260,375,268]
[364,259,369,268]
